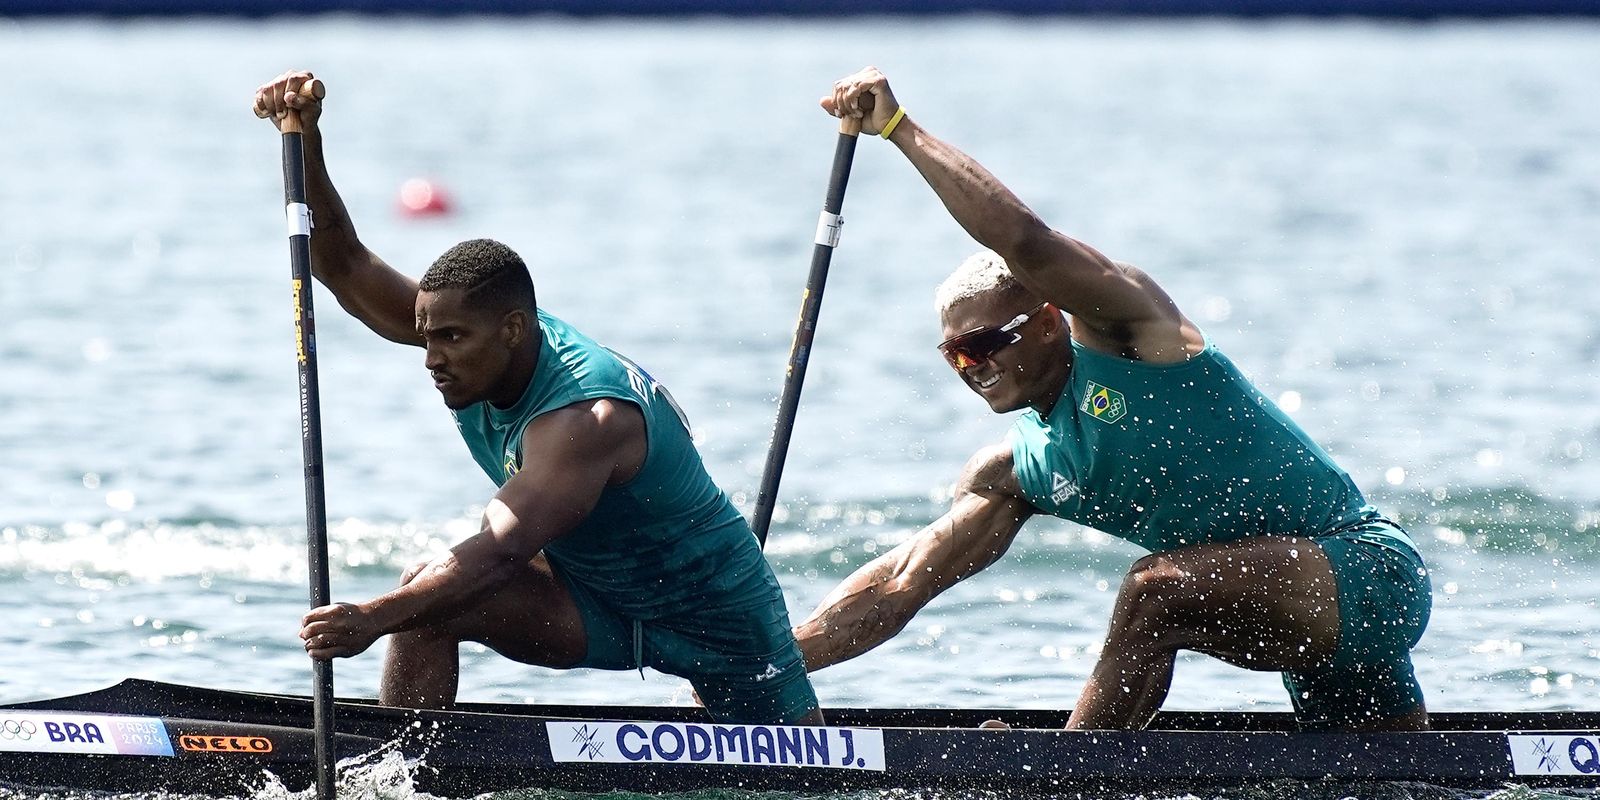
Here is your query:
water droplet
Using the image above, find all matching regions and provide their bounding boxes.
[1201,295,1232,322]
[82,338,112,363]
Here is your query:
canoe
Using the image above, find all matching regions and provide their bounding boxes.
[3,679,1598,795]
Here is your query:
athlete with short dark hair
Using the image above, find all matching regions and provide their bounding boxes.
[253,71,820,724]
[794,67,1431,732]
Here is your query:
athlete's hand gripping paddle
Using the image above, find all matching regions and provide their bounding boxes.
[275,77,338,800]
[751,112,865,547]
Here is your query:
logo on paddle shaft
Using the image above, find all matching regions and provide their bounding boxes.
[1080,381,1128,424]
[291,279,308,365]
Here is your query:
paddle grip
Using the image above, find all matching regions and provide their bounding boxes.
[279,78,326,135]
[838,92,872,136]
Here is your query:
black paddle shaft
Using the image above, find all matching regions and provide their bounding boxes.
[751,119,862,546]
[280,113,337,800]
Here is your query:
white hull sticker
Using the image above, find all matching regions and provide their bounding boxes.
[1508,734,1600,775]
[547,721,884,771]
[0,712,173,756]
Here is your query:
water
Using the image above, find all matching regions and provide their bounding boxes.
[2,14,1599,800]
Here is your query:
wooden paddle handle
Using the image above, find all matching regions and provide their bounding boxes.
[280,78,327,135]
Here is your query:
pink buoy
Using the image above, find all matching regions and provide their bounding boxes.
[398,178,452,217]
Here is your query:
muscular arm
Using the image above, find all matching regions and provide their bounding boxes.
[892,123,1151,318]
[794,443,1035,671]
[353,399,646,635]
[824,68,1198,361]
[300,130,423,346]
[890,122,1196,360]
[255,72,422,346]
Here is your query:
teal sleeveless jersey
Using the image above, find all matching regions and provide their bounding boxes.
[1009,335,1412,554]
[451,310,777,619]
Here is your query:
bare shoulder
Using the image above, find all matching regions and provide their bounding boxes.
[1072,261,1202,363]
[1111,260,1155,286]
[1112,261,1179,305]
[521,398,647,468]
[1100,260,1180,318]
[579,396,646,434]
[955,442,1022,499]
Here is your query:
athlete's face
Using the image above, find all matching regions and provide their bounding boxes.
[416,288,527,410]
[939,293,1069,414]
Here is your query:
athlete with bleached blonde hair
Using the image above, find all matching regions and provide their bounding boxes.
[794,67,1431,732]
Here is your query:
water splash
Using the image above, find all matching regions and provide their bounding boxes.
[250,739,425,800]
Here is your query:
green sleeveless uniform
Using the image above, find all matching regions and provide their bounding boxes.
[1009,335,1430,728]
[451,310,816,723]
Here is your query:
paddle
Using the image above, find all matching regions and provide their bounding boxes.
[276,79,337,800]
[750,112,865,547]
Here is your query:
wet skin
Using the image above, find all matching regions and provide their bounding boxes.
[939,293,1074,417]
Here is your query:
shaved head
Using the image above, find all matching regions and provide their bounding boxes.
[419,238,537,317]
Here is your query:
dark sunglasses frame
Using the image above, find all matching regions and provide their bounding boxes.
[937,302,1050,369]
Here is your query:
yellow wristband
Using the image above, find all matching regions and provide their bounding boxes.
[879,106,908,140]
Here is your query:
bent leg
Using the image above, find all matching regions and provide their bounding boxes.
[656,595,822,724]
[1068,536,1341,730]
[380,554,588,709]
[1283,659,1429,731]
[1285,532,1431,731]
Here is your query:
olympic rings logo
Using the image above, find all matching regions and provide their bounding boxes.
[1,719,39,740]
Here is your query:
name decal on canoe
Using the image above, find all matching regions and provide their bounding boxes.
[179,734,274,753]
[1508,734,1600,775]
[546,721,885,770]
[0,712,173,756]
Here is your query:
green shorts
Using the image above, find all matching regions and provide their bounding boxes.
[553,564,818,724]
[1283,517,1431,730]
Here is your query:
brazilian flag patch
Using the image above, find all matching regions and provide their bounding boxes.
[1081,381,1128,424]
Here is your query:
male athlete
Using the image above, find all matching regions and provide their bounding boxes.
[794,67,1431,731]
[253,71,820,724]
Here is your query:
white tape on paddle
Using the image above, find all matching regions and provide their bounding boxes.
[814,211,843,248]
[286,202,312,238]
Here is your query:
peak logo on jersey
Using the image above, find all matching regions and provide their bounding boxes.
[1051,472,1079,505]
[1081,382,1128,424]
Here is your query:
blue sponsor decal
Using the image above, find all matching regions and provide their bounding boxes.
[1509,734,1600,775]
[549,721,883,770]
[45,721,106,744]
[0,712,173,756]
[1570,737,1600,774]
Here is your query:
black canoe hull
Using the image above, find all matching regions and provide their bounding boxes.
[4,679,1600,795]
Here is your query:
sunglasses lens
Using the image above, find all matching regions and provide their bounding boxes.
[940,329,1010,369]
[941,345,977,369]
